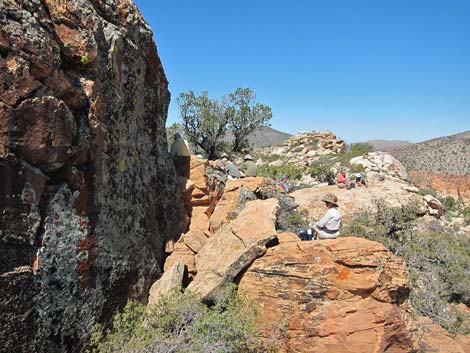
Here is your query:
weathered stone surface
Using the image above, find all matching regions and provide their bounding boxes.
[188,198,279,301]
[291,179,423,222]
[0,157,45,274]
[148,257,184,306]
[0,1,186,352]
[238,237,418,353]
[164,241,196,279]
[350,151,410,181]
[209,177,269,233]
[419,316,470,353]
[182,229,207,253]
[0,267,38,353]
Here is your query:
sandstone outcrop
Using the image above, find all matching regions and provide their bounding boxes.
[238,237,419,353]
[0,1,185,352]
[350,151,409,181]
[291,178,422,222]
[188,198,279,301]
[254,131,345,171]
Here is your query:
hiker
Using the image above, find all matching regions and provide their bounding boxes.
[310,193,342,239]
[355,172,368,187]
[239,154,257,177]
[279,175,289,192]
[169,132,191,178]
[336,170,354,190]
[223,157,241,179]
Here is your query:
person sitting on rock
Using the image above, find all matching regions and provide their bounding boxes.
[239,154,257,177]
[223,157,241,179]
[355,172,368,187]
[310,193,342,239]
[170,132,191,178]
[336,170,354,190]
[279,175,290,192]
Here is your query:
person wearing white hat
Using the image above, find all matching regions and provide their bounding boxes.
[310,193,342,239]
[239,154,257,177]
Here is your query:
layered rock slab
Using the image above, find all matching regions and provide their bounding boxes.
[238,237,418,353]
[188,198,279,301]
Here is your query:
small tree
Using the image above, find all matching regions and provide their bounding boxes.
[177,88,272,159]
[228,88,272,153]
[177,91,233,160]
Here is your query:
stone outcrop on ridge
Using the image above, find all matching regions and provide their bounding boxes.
[238,237,419,353]
[0,1,186,352]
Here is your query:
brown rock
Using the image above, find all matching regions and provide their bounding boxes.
[419,316,470,353]
[209,177,269,233]
[238,237,418,353]
[182,230,207,253]
[164,241,196,278]
[188,198,279,301]
[189,206,210,234]
[0,97,76,171]
[148,257,184,306]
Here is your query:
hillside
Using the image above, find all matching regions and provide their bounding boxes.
[386,131,470,174]
[366,139,413,151]
[246,126,292,148]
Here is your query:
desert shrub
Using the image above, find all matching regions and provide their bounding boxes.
[334,142,374,167]
[418,186,438,198]
[443,195,456,212]
[261,154,282,163]
[350,164,365,173]
[89,284,277,353]
[308,162,335,182]
[258,164,303,181]
[342,200,470,334]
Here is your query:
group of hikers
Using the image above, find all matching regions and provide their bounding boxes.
[334,169,367,189]
[170,132,343,241]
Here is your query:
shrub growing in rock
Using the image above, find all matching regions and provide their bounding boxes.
[258,164,303,181]
[342,200,470,334]
[88,284,277,353]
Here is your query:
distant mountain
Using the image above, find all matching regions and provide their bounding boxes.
[242,126,292,148]
[365,140,413,151]
[386,131,470,175]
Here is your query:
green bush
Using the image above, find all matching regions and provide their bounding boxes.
[261,154,282,163]
[89,284,278,353]
[258,163,303,181]
[342,200,470,334]
[308,162,334,182]
[333,142,373,167]
[443,196,456,212]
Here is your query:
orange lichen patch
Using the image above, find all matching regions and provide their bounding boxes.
[336,266,350,280]
[77,237,95,252]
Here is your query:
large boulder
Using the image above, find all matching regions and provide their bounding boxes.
[350,151,409,181]
[0,1,186,352]
[238,237,419,353]
[291,179,422,222]
[188,198,279,301]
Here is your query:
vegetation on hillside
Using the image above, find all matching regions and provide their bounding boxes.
[342,199,470,334]
[176,88,272,159]
[88,284,278,353]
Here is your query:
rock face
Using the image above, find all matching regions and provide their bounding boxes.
[0,1,185,352]
[238,237,419,353]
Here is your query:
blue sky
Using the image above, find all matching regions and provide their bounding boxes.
[134,0,469,143]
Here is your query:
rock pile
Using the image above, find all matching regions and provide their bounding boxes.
[254,130,345,169]
[350,151,409,181]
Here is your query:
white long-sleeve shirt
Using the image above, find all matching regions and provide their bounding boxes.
[316,207,342,231]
